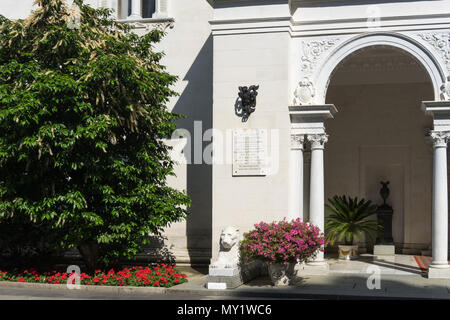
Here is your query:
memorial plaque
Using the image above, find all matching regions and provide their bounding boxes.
[232,129,267,176]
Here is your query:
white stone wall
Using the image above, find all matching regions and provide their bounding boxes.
[0,0,37,19]
[211,33,292,260]
[154,0,214,266]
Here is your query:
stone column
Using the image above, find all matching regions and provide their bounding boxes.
[127,0,142,19]
[289,104,336,274]
[289,134,305,220]
[154,0,169,18]
[307,133,328,265]
[428,131,450,278]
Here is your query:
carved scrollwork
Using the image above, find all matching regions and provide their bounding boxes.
[128,20,175,31]
[307,134,329,150]
[290,134,305,150]
[417,33,450,72]
[429,131,450,148]
[301,38,340,75]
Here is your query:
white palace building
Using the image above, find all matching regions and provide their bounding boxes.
[2,0,450,278]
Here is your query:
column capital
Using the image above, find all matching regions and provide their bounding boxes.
[429,131,450,148]
[307,133,328,150]
[290,134,305,150]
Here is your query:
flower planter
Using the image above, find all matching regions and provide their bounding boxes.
[338,245,359,260]
[267,263,296,286]
[240,218,326,286]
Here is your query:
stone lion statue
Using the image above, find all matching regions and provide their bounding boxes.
[210,226,240,269]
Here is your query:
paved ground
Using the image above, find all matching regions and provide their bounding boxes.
[0,255,449,300]
[325,254,423,275]
[0,286,279,300]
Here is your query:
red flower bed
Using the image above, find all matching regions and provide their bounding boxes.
[0,264,188,288]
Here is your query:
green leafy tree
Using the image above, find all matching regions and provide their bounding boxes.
[0,0,190,269]
[325,195,381,245]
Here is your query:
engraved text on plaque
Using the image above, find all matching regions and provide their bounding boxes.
[232,129,267,176]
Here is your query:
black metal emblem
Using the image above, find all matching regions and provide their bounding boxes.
[238,85,259,120]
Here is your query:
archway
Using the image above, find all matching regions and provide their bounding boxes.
[324,45,435,252]
[315,33,445,104]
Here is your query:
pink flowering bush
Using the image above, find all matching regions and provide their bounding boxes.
[240,218,326,264]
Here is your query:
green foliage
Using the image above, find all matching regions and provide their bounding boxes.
[0,0,190,268]
[325,195,381,246]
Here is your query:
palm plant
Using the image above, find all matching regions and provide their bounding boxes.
[325,195,382,245]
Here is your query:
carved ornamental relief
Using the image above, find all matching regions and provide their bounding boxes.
[417,33,450,100]
[307,134,329,150]
[293,77,315,105]
[301,39,340,75]
[429,131,450,148]
[293,38,340,105]
[418,33,450,72]
[290,134,305,150]
[441,76,450,101]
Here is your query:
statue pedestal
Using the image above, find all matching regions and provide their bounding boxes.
[373,244,395,256]
[206,260,267,289]
[376,204,394,244]
[207,267,241,290]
